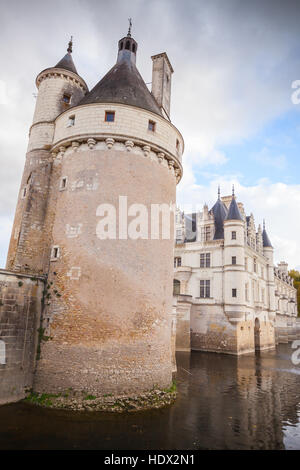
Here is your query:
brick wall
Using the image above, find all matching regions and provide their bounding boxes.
[0,270,44,405]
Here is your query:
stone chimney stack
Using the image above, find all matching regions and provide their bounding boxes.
[151,52,173,120]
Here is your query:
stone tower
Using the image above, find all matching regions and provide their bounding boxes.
[6,39,88,275]
[223,190,246,323]
[7,31,184,403]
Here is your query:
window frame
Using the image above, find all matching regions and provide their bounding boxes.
[148,120,156,132]
[105,111,115,122]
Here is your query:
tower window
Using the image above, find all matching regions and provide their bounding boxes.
[231,231,237,240]
[105,111,115,122]
[200,280,210,298]
[60,177,68,190]
[232,256,237,265]
[132,43,136,53]
[51,246,60,261]
[125,40,130,50]
[67,115,75,127]
[232,288,237,298]
[62,93,71,104]
[148,120,156,132]
[119,41,123,50]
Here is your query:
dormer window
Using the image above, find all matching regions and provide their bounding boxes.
[105,111,115,122]
[148,120,156,132]
[62,93,71,104]
[67,115,75,127]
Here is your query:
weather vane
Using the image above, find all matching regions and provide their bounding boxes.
[128,18,132,37]
[67,36,73,54]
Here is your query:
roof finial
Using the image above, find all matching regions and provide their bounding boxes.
[232,184,235,197]
[67,36,73,54]
[128,18,132,37]
[218,185,221,200]
[263,219,266,230]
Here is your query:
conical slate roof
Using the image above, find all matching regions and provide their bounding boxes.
[262,227,272,248]
[55,52,78,74]
[79,55,162,116]
[226,196,243,221]
[211,198,228,239]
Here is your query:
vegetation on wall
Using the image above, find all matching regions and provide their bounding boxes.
[289,270,300,317]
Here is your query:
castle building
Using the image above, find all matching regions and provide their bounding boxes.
[0,30,184,405]
[173,189,298,355]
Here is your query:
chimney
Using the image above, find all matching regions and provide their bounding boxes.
[151,52,173,120]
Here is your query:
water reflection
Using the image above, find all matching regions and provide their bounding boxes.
[0,344,299,450]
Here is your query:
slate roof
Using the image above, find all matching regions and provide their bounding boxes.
[225,197,243,221]
[55,52,78,74]
[262,228,273,248]
[79,51,162,116]
[211,198,228,239]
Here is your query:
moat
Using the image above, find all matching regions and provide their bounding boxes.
[0,343,299,450]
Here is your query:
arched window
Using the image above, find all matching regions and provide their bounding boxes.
[132,43,136,53]
[119,41,123,50]
[173,279,180,295]
[125,40,130,50]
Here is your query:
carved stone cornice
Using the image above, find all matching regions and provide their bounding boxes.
[51,135,183,183]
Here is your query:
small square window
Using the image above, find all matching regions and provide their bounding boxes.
[105,111,115,122]
[232,231,236,240]
[62,94,71,104]
[232,288,237,298]
[67,115,75,127]
[232,256,237,265]
[148,120,156,132]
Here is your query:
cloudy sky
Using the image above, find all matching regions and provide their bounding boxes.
[0,0,300,268]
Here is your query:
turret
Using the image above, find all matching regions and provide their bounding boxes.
[223,187,246,321]
[6,39,88,274]
[262,220,276,318]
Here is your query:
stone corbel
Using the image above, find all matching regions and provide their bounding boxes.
[58,146,66,157]
[105,138,115,149]
[168,160,175,175]
[143,145,151,157]
[71,141,80,151]
[125,140,134,152]
[87,138,97,149]
[157,152,165,164]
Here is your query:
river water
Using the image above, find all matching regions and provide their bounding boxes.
[0,343,299,450]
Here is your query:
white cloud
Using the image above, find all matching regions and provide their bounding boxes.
[177,177,300,269]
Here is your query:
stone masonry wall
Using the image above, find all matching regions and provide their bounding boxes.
[0,270,44,405]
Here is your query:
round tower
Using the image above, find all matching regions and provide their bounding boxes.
[6,39,88,275]
[262,221,276,319]
[223,189,246,322]
[33,31,184,403]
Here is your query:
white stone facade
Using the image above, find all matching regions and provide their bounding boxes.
[173,195,298,355]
